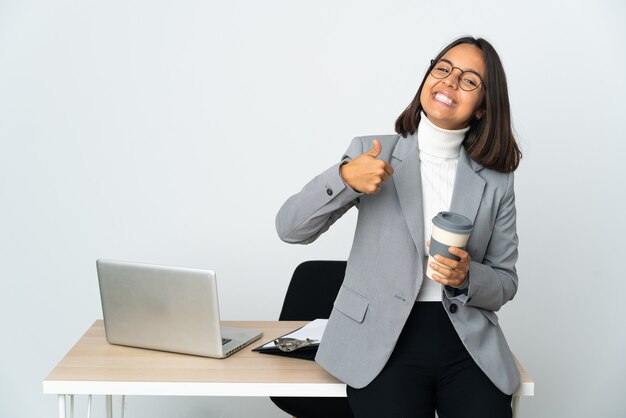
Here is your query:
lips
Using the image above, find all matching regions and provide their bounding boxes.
[433,92,455,106]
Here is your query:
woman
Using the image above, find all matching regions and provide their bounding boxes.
[276,36,522,418]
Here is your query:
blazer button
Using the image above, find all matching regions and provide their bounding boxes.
[449,303,458,314]
[326,188,333,196]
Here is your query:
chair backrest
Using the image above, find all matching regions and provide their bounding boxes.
[278,260,347,321]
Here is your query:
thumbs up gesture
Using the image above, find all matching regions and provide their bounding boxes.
[340,140,394,194]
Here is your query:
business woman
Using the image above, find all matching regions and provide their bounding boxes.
[276,36,522,418]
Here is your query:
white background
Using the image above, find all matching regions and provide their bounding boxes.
[1,1,625,417]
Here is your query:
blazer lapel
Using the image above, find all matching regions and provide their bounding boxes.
[449,147,486,225]
[391,138,485,257]
[391,133,425,258]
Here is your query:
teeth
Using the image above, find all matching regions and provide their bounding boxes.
[435,93,453,105]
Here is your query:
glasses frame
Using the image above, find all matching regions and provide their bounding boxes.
[429,59,485,91]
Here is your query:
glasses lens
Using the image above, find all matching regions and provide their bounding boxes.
[459,73,481,91]
[431,61,452,79]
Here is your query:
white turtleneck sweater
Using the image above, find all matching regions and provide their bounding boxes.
[415,112,469,302]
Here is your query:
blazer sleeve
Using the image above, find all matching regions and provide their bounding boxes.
[275,137,365,244]
[447,172,519,312]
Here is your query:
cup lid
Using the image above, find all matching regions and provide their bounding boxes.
[432,211,473,234]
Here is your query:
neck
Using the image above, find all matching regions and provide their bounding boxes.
[418,112,469,159]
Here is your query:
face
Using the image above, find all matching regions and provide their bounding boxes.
[419,43,486,130]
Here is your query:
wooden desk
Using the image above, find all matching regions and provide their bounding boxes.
[44,320,533,417]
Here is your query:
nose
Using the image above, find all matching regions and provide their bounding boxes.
[442,68,463,89]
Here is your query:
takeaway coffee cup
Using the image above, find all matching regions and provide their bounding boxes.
[426,211,473,280]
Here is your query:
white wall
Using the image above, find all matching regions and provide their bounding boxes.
[1,1,625,417]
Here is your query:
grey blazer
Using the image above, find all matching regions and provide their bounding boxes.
[276,133,521,395]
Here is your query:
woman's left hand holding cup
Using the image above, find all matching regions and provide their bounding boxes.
[427,241,471,288]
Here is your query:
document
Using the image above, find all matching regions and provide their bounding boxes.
[252,319,328,360]
[258,319,327,349]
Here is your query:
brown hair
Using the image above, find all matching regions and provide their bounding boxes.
[395,36,521,173]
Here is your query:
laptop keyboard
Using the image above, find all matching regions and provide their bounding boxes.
[222,338,232,345]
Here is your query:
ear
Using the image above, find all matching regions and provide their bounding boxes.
[475,110,483,120]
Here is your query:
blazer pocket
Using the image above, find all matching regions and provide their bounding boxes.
[480,309,499,326]
[334,286,369,323]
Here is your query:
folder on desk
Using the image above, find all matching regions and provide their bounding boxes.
[252,319,327,361]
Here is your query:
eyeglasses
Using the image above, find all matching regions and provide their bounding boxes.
[274,337,317,352]
[429,59,484,91]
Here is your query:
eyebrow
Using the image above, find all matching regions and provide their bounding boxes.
[438,58,484,79]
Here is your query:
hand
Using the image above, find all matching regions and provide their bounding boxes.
[427,241,471,288]
[340,139,394,194]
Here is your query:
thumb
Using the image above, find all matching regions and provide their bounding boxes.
[366,139,382,157]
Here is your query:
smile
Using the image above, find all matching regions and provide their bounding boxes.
[434,92,454,106]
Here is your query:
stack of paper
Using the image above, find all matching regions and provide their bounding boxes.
[253,319,328,360]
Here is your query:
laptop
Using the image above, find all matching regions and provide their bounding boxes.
[96,259,262,358]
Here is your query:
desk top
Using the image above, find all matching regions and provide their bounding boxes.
[44,320,345,396]
[44,320,533,397]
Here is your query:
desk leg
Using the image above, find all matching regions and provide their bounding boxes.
[512,395,520,418]
[58,395,66,418]
[106,395,113,418]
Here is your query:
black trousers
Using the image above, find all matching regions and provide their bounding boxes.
[347,303,512,418]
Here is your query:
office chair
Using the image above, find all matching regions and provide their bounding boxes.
[270,260,354,418]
